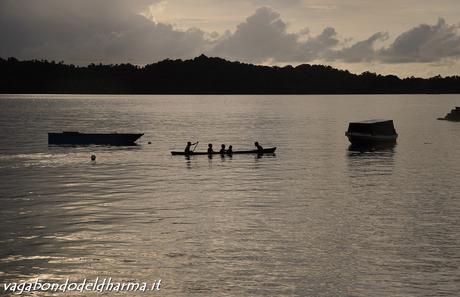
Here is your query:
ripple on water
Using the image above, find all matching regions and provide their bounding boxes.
[1,95,460,297]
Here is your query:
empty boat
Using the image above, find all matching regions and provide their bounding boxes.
[438,107,460,121]
[345,120,398,145]
[48,132,143,145]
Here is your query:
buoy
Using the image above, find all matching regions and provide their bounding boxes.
[91,155,96,161]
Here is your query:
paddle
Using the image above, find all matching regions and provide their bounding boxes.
[192,141,199,152]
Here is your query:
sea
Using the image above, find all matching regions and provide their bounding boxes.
[0,94,459,297]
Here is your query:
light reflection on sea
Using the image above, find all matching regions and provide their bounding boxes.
[0,94,459,297]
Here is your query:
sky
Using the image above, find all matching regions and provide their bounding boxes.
[1,0,460,77]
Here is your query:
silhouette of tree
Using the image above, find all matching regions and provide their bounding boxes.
[1,55,459,94]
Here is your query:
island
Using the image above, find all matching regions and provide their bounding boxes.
[1,55,460,94]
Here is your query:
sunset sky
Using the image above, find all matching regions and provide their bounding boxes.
[1,0,460,77]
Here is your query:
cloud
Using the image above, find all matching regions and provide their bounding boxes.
[211,7,338,63]
[300,27,339,60]
[211,7,299,63]
[380,18,460,63]
[327,32,389,62]
[326,18,460,64]
[1,1,460,70]
[209,8,460,65]
[0,0,208,64]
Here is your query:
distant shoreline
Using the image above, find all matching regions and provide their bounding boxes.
[2,55,460,94]
[2,92,458,96]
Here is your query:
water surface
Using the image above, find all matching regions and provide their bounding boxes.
[0,94,459,297]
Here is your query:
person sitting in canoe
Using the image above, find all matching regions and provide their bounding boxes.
[219,144,226,154]
[207,143,214,154]
[254,141,264,152]
[185,141,198,154]
[227,145,233,154]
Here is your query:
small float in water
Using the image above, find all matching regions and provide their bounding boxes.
[345,120,398,145]
[48,132,143,145]
[438,107,460,121]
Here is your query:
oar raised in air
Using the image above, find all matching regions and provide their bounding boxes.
[192,141,199,152]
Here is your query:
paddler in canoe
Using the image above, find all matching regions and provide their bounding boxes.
[219,144,226,154]
[184,141,199,154]
[171,141,275,156]
[207,143,214,154]
[254,141,264,152]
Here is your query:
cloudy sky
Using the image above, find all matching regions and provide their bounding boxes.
[1,0,460,77]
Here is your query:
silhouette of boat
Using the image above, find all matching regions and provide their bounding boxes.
[438,107,460,121]
[171,147,276,155]
[48,132,143,145]
[345,120,398,145]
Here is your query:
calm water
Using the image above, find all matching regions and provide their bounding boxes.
[0,94,459,297]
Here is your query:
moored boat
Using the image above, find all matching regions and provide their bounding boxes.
[345,120,398,145]
[48,132,144,145]
[171,147,276,155]
[438,107,460,121]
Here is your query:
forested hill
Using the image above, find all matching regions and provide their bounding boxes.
[1,55,460,94]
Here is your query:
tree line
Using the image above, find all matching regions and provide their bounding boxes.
[1,55,459,94]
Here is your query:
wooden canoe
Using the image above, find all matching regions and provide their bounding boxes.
[171,147,276,155]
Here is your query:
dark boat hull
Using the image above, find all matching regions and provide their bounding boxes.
[171,147,276,155]
[48,132,143,145]
[345,132,397,145]
[438,106,460,121]
[345,120,398,145]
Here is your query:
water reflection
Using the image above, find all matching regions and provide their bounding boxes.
[347,143,396,178]
[2,95,460,297]
[256,152,276,159]
[185,156,192,169]
[348,143,396,153]
[182,153,276,169]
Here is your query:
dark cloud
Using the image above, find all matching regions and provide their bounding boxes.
[211,7,299,63]
[326,18,460,64]
[211,7,338,63]
[380,18,460,63]
[300,27,340,60]
[327,32,389,62]
[0,0,208,64]
[0,1,459,67]
[206,8,460,65]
